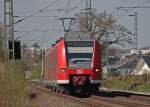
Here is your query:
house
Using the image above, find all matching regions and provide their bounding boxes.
[133,56,150,75]
[116,61,137,76]
[108,54,141,76]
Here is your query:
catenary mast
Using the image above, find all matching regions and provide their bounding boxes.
[4,0,15,61]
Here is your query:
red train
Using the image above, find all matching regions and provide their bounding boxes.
[42,36,102,95]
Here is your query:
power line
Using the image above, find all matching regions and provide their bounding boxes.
[53,0,84,16]
[39,0,84,44]
[35,8,69,12]
[14,0,61,24]
[14,15,58,18]
[66,0,72,10]
[69,0,85,12]
[15,0,84,45]
[117,6,150,10]
[117,6,150,53]
[41,0,84,13]
[58,0,84,31]
[15,18,58,39]
[15,29,63,33]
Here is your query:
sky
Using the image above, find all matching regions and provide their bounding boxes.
[0,0,150,49]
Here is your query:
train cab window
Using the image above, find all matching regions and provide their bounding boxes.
[66,41,93,68]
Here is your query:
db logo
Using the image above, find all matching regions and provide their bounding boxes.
[76,69,83,74]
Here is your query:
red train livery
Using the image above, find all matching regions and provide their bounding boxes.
[43,38,102,95]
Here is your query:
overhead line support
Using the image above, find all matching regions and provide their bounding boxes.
[4,0,15,62]
[116,6,150,52]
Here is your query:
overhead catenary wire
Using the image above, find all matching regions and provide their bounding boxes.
[15,29,63,33]
[59,0,84,32]
[14,0,83,33]
[14,15,58,18]
[15,0,84,34]
[66,0,72,10]
[14,0,61,24]
[41,0,85,13]
[31,0,76,45]
[15,18,58,39]
[15,0,85,45]
[68,0,85,13]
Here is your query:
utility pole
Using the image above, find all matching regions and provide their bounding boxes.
[134,12,137,53]
[86,0,92,35]
[128,12,138,53]
[4,0,15,62]
[117,6,150,53]
[86,0,91,9]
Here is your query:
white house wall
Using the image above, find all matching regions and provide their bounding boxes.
[138,64,150,75]
[133,59,143,75]
[133,58,150,75]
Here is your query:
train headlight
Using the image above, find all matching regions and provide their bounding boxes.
[60,68,66,72]
[94,68,100,72]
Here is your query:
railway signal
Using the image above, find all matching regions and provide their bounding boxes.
[8,40,21,60]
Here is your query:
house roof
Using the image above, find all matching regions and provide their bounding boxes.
[118,62,135,69]
[32,43,40,49]
[117,55,141,69]
[142,56,150,68]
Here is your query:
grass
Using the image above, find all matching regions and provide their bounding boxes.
[0,60,39,107]
[103,75,150,92]
[0,39,39,106]
[132,84,150,92]
[30,62,42,80]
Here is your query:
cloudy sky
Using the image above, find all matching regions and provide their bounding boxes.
[0,0,150,48]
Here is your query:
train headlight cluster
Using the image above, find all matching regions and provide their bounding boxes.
[94,68,100,72]
[60,68,66,72]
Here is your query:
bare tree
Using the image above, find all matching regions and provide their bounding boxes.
[0,23,4,42]
[74,11,133,47]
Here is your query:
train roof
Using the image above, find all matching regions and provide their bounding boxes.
[50,32,93,48]
[64,31,92,41]
[45,32,97,56]
[46,32,94,54]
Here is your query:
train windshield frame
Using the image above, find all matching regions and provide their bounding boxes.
[66,41,93,68]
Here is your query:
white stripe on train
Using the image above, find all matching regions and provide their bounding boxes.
[44,80,101,84]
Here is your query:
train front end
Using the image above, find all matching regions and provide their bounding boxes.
[63,40,102,95]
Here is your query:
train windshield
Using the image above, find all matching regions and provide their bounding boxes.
[66,41,93,68]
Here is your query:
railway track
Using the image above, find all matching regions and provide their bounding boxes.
[90,95,150,107]
[29,80,150,107]
[29,81,108,107]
